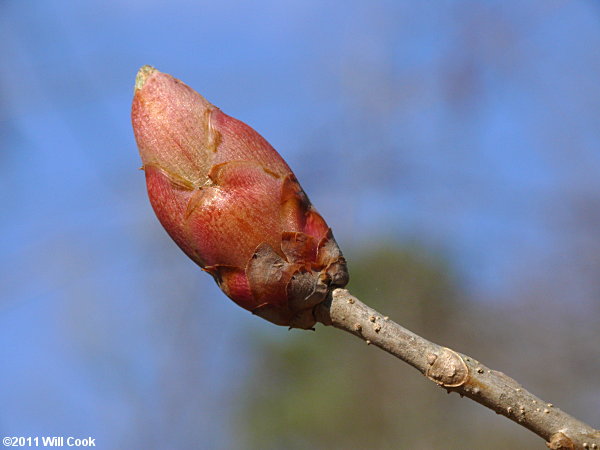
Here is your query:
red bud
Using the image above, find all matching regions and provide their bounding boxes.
[131,66,348,328]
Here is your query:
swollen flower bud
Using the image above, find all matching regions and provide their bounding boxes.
[131,66,348,329]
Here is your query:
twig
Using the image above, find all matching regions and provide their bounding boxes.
[315,288,600,449]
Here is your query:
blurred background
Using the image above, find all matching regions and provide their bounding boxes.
[1,0,599,448]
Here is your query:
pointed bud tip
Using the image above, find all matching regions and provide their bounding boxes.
[135,65,158,91]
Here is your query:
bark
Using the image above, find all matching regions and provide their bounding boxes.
[315,288,600,449]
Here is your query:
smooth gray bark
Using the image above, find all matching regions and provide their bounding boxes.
[315,288,600,449]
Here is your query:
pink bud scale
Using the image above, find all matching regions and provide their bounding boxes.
[132,66,348,329]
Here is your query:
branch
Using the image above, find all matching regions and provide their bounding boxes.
[315,288,600,449]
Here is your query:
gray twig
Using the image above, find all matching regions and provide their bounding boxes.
[315,288,600,449]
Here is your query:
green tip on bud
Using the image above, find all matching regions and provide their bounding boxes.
[135,65,157,91]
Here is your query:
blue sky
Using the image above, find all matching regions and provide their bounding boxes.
[1,0,599,447]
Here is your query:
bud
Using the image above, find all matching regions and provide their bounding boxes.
[131,66,348,329]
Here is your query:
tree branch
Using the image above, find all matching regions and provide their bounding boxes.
[315,288,600,449]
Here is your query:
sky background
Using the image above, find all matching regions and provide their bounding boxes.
[1,0,599,448]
